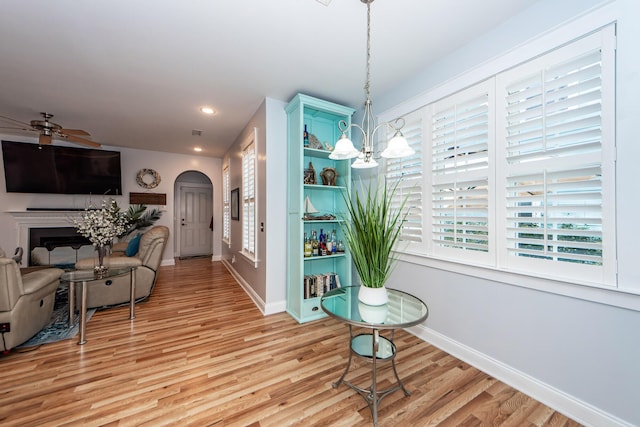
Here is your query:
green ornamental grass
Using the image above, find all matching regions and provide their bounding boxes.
[341,179,409,288]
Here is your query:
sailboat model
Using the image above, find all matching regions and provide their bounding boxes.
[304,196,318,216]
[303,195,335,220]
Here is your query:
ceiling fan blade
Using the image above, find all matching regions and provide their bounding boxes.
[60,128,91,136]
[63,133,101,148]
[0,114,32,127]
[0,125,33,132]
[39,134,52,145]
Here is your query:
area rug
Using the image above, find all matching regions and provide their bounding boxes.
[18,286,96,349]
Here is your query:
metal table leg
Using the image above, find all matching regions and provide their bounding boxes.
[68,280,75,326]
[78,280,88,345]
[129,268,136,320]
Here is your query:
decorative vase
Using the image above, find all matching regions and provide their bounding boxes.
[358,285,388,306]
[358,301,389,323]
[94,245,111,276]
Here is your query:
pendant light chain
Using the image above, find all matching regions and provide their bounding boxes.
[364,0,371,101]
[329,0,415,167]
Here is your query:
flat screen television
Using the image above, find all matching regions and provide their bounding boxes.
[2,140,122,195]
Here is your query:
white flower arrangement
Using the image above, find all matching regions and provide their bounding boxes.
[71,200,129,247]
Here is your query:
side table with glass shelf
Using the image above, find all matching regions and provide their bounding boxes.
[286,93,355,323]
[321,286,429,427]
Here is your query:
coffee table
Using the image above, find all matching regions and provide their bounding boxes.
[321,286,428,426]
[62,267,137,345]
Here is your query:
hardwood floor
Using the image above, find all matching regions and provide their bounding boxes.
[0,258,581,426]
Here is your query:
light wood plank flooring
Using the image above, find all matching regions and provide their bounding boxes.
[0,258,582,426]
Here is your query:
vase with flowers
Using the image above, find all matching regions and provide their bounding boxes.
[71,199,128,275]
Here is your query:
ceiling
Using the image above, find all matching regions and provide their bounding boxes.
[0,0,539,158]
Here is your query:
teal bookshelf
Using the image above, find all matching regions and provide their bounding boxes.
[285,94,355,323]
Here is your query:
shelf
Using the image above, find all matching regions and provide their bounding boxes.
[303,253,346,261]
[304,184,346,191]
[304,148,333,159]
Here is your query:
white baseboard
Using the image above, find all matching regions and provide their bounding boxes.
[221,259,285,316]
[160,258,175,267]
[408,324,631,427]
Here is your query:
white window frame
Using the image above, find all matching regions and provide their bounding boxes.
[495,30,616,287]
[241,128,258,264]
[222,164,230,245]
[379,11,627,308]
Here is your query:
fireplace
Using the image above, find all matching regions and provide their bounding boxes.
[7,211,95,267]
[28,227,92,267]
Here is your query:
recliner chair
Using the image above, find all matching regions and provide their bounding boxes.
[0,247,64,351]
[74,225,169,309]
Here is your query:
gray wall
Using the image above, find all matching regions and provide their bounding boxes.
[375,0,639,425]
[221,98,287,314]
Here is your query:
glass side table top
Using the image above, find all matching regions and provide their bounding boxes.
[61,267,135,282]
[321,286,429,329]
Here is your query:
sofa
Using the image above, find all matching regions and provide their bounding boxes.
[0,247,63,351]
[74,225,169,309]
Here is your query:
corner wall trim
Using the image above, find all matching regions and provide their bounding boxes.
[407,325,631,427]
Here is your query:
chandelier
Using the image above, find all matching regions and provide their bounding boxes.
[329,0,415,169]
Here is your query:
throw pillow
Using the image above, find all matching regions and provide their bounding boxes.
[125,234,142,257]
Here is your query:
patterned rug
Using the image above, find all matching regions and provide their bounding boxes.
[18,286,96,349]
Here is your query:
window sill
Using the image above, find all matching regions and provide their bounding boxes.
[240,250,259,268]
[397,251,640,312]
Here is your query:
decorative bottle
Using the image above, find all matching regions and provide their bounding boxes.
[304,232,312,257]
[330,229,337,254]
[303,125,309,147]
[311,230,319,256]
[319,229,327,256]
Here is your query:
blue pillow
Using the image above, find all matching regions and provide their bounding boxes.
[125,234,142,257]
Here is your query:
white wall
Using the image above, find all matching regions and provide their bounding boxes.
[374,1,639,425]
[221,97,287,314]
[0,133,222,266]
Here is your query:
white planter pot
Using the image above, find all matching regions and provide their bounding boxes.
[358,302,389,323]
[358,285,388,306]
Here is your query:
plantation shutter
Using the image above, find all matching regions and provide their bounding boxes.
[242,139,256,255]
[497,27,615,284]
[385,109,423,244]
[223,165,230,242]
[430,81,492,257]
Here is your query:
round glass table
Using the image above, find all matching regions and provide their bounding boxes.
[321,286,428,426]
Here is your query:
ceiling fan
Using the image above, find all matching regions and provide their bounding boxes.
[0,112,100,147]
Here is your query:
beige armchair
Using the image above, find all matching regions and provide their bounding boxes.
[75,225,169,309]
[0,247,63,351]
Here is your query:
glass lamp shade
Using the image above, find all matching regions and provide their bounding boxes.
[381,132,415,159]
[329,134,360,160]
[351,156,378,169]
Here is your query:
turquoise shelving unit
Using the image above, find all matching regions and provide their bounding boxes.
[286,93,355,323]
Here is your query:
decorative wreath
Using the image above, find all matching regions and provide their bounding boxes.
[136,168,161,189]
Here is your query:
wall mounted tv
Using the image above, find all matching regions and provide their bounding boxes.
[2,140,122,195]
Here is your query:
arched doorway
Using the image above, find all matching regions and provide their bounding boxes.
[174,171,213,258]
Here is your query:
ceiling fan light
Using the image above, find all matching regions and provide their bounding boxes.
[381,132,415,159]
[39,134,52,145]
[329,134,360,160]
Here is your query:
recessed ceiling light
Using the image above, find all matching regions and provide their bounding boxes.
[194,147,202,152]
[200,107,215,115]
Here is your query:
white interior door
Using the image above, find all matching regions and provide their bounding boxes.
[179,184,213,257]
